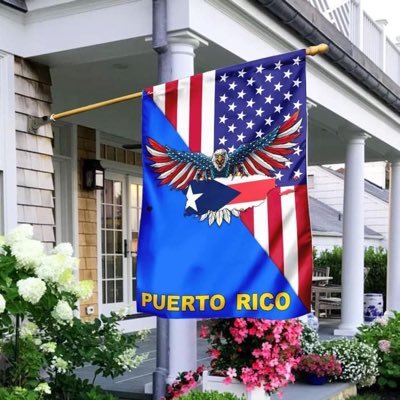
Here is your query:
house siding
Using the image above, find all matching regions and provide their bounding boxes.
[77,126,98,319]
[14,57,55,248]
[308,166,389,246]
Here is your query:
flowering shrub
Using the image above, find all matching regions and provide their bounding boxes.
[201,318,303,394]
[0,225,147,399]
[166,366,205,400]
[299,322,320,355]
[298,354,342,378]
[180,391,242,400]
[357,312,400,389]
[315,339,379,387]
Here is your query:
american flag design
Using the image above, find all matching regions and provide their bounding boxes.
[139,49,313,316]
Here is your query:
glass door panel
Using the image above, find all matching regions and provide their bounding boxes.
[100,174,127,314]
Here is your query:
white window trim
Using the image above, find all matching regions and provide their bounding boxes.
[0,51,17,232]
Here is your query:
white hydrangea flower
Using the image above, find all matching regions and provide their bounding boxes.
[52,242,73,257]
[114,348,148,371]
[20,322,39,339]
[40,342,57,353]
[51,356,70,374]
[76,280,93,300]
[36,254,66,283]
[115,306,129,318]
[0,294,5,314]
[17,278,46,304]
[5,224,33,245]
[51,300,73,323]
[11,239,44,270]
[34,382,51,395]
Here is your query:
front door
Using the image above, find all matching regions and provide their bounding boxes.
[100,172,142,315]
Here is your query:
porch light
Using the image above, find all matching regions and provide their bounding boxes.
[83,159,105,190]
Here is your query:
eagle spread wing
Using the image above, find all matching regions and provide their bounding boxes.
[146,138,212,189]
[229,111,302,177]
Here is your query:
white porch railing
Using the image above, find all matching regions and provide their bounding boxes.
[307,0,400,85]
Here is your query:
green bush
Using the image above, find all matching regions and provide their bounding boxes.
[0,387,40,400]
[357,312,400,389]
[181,391,243,400]
[313,246,387,298]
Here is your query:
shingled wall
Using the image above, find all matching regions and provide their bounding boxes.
[14,57,55,249]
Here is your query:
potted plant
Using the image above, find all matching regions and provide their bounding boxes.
[200,318,303,399]
[297,354,342,385]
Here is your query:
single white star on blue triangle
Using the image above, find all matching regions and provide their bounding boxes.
[274,104,283,113]
[294,145,302,156]
[293,56,302,66]
[293,100,302,110]
[247,77,255,86]
[185,186,203,212]
[283,69,293,79]
[219,136,227,145]
[284,91,293,101]
[228,102,237,111]
[265,73,273,82]
[274,82,283,91]
[219,94,228,103]
[238,69,246,78]
[275,171,284,180]
[274,60,282,70]
[220,73,228,82]
[293,78,302,87]
[256,64,265,73]
[265,116,273,126]
[293,169,303,179]
[264,95,274,104]
[237,133,246,142]
[229,81,238,90]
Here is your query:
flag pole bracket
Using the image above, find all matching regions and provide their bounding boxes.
[27,115,52,134]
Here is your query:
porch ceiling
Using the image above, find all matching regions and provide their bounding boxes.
[33,39,394,165]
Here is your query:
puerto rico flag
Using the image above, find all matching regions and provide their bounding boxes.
[137,49,313,318]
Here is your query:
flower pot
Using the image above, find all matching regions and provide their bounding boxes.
[202,371,270,400]
[364,293,384,322]
[306,373,328,385]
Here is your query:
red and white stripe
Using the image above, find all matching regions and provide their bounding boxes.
[240,185,313,308]
[148,73,312,310]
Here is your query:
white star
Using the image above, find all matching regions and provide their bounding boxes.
[237,133,246,142]
[237,111,246,120]
[256,86,265,95]
[246,98,255,108]
[219,115,228,124]
[274,82,283,91]
[293,56,302,66]
[219,94,228,103]
[256,129,264,138]
[237,90,246,99]
[229,81,238,90]
[283,91,293,101]
[255,107,264,117]
[247,77,255,86]
[228,145,236,153]
[274,104,283,113]
[256,64,265,73]
[264,95,274,104]
[238,69,246,78]
[219,136,227,145]
[246,120,255,130]
[220,73,228,82]
[293,100,302,110]
[264,116,273,126]
[228,102,237,111]
[283,113,291,121]
[228,123,237,133]
[283,69,293,79]
[274,60,282,70]
[185,186,203,212]
[293,169,303,179]
[265,73,273,82]
[293,146,302,156]
[293,78,302,87]
[275,171,283,180]
[285,160,293,168]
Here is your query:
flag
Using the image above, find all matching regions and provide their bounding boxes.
[137,49,313,318]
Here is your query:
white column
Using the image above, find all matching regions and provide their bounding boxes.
[335,133,366,336]
[167,31,203,382]
[387,160,400,311]
[0,51,17,233]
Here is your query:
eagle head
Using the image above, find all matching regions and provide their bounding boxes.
[212,148,228,171]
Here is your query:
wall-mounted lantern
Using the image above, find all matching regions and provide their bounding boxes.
[83,159,105,190]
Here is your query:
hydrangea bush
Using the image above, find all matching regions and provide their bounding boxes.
[357,312,400,389]
[201,318,303,394]
[0,225,147,399]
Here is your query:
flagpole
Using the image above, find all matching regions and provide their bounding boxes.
[44,44,328,123]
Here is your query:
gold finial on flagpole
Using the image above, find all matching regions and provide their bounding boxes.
[306,43,329,56]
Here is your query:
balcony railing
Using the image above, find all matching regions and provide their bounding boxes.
[307,0,400,85]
